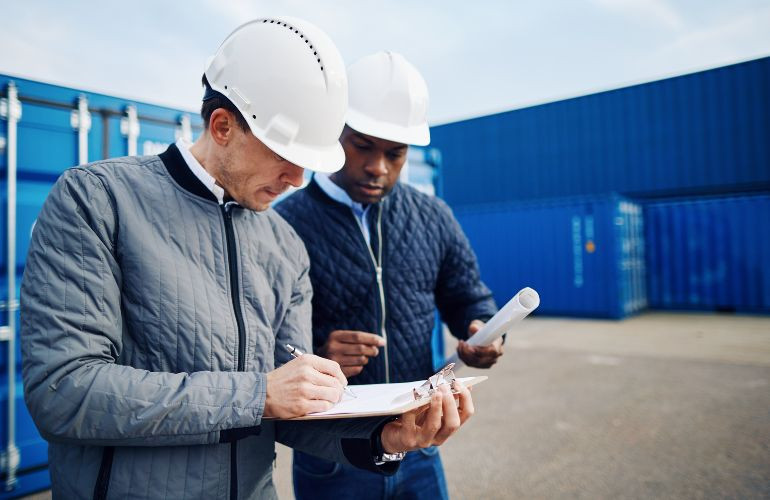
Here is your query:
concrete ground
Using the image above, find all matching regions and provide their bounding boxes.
[20,312,770,499]
[274,311,770,499]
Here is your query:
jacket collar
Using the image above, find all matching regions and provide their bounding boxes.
[159,143,219,203]
[306,175,345,208]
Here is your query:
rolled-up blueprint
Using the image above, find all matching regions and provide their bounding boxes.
[447,287,540,369]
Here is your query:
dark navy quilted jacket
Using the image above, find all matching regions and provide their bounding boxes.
[276,178,497,384]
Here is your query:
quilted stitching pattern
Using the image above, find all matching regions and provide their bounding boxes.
[20,153,364,499]
[276,180,497,384]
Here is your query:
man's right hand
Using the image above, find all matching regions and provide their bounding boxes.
[318,330,386,377]
[264,355,347,419]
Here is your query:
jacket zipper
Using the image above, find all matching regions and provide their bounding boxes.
[92,446,115,500]
[222,201,246,500]
[223,202,247,372]
[352,204,390,383]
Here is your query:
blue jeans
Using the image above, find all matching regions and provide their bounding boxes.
[293,447,449,500]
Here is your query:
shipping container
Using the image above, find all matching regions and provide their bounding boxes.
[644,193,770,313]
[431,57,770,207]
[403,146,443,197]
[0,75,202,498]
[455,194,646,319]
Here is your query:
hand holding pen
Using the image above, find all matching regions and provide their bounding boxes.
[286,344,356,398]
[262,345,352,419]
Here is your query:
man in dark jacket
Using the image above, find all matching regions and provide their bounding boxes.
[277,51,503,499]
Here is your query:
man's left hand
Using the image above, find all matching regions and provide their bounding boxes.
[456,319,504,368]
[380,380,474,453]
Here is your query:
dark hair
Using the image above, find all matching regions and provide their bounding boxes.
[200,74,250,132]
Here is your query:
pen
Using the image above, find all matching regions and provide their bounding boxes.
[285,344,356,398]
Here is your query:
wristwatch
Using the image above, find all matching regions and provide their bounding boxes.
[371,419,406,465]
[375,450,407,466]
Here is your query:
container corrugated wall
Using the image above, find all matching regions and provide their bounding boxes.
[455,194,646,319]
[0,75,202,498]
[431,57,770,207]
[645,193,770,313]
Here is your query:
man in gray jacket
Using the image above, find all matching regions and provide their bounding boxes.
[20,18,474,499]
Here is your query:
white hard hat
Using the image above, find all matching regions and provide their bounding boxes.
[346,51,430,146]
[205,17,347,173]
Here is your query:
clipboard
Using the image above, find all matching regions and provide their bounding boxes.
[282,363,487,420]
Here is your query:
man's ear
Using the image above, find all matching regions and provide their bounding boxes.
[209,108,235,146]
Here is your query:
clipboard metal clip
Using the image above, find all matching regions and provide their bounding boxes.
[412,363,456,401]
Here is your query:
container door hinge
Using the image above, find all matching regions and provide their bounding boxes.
[1,443,21,490]
[175,114,193,142]
[70,94,92,165]
[120,105,140,156]
[0,87,23,121]
[0,300,19,311]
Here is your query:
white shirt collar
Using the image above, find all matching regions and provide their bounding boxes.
[175,138,226,204]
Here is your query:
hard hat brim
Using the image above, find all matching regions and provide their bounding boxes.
[346,108,430,147]
[260,133,346,173]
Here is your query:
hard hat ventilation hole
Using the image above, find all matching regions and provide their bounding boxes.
[259,18,326,75]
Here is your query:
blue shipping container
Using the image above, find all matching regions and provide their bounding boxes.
[431,57,770,207]
[0,75,202,498]
[455,194,646,319]
[645,193,770,313]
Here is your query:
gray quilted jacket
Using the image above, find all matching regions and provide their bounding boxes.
[20,144,387,499]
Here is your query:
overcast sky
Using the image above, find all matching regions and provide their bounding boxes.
[1,0,769,125]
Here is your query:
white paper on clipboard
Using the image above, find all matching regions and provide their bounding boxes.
[279,376,487,420]
[447,287,540,369]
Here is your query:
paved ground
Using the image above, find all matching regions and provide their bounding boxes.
[275,311,770,499]
[20,312,770,499]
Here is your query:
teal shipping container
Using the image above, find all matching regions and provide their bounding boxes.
[1,75,202,498]
[454,195,646,319]
[645,193,770,313]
